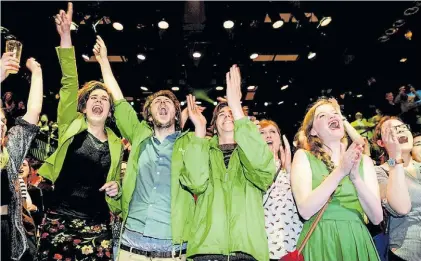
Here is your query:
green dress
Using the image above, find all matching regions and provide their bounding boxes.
[296,151,380,261]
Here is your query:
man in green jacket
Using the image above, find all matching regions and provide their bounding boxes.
[183,65,276,261]
[93,36,208,260]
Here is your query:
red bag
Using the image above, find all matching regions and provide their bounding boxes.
[280,196,331,261]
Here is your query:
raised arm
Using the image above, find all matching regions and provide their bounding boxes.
[93,35,146,143]
[225,65,275,190]
[54,2,79,136]
[22,58,43,125]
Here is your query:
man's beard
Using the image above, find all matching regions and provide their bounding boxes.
[152,116,175,129]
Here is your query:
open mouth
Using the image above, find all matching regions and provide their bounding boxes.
[92,105,103,115]
[328,120,340,130]
[159,107,168,116]
[266,140,273,145]
[223,120,233,125]
[398,136,408,144]
[19,169,24,174]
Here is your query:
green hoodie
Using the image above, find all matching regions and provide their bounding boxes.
[183,117,276,261]
[38,47,123,214]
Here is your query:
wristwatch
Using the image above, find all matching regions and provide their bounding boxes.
[387,158,404,167]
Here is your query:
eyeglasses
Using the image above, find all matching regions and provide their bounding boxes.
[392,123,411,133]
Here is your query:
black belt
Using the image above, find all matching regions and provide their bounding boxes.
[120,244,186,258]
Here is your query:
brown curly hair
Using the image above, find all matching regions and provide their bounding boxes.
[299,98,347,172]
[142,90,181,131]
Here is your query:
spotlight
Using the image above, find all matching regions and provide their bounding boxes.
[405,30,412,40]
[130,102,134,105]
[250,53,259,59]
[216,86,224,91]
[195,101,202,105]
[278,101,284,105]
[137,54,146,60]
[223,20,234,29]
[247,86,256,90]
[193,52,201,58]
[272,20,284,29]
[158,20,169,29]
[213,101,218,105]
[400,58,407,63]
[356,94,363,98]
[264,102,269,106]
[180,101,185,106]
[308,52,316,60]
[140,86,148,91]
[281,85,289,90]
[82,54,90,61]
[319,17,332,27]
[171,86,179,91]
[113,22,124,31]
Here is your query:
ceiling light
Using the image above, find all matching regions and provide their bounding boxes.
[140,86,148,91]
[405,30,412,40]
[281,85,289,90]
[180,101,185,106]
[250,53,258,59]
[247,86,256,90]
[272,20,284,29]
[130,102,134,105]
[181,64,185,67]
[195,101,202,105]
[319,17,332,27]
[264,102,269,106]
[357,94,363,98]
[113,22,124,31]
[400,58,407,62]
[137,54,146,60]
[308,52,316,60]
[82,54,90,61]
[171,86,179,91]
[216,86,224,91]
[192,52,201,58]
[70,22,78,31]
[278,101,284,105]
[213,101,217,105]
[158,20,169,29]
[223,20,234,29]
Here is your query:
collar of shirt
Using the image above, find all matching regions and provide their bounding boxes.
[152,131,181,145]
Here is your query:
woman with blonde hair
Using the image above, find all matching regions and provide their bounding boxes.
[291,98,383,261]
[259,119,303,260]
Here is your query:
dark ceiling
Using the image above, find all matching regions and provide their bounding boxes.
[2,1,421,138]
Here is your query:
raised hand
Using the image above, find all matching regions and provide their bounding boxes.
[225,65,244,120]
[93,35,108,64]
[384,126,402,160]
[339,142,363,176]
[0,52,20,82]
[349,151,363,182]
[280,135,292,173]
[25,58,41,74]
[55,2,73,47]
[186,94,207,138]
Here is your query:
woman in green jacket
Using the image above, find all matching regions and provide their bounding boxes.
[37,3,123,261]
[183,65,275,261]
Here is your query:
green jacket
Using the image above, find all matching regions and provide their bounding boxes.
[113,100,199,245]
[183,117,276,261]
[38,47,123,214]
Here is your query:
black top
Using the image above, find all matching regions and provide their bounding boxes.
[219,144,237,169]
[51,131,111,222]
[1,169,11,206]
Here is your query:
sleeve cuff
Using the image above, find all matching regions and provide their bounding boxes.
[15,117,39,133]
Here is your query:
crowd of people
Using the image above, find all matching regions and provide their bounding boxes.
[1,2,420,261]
